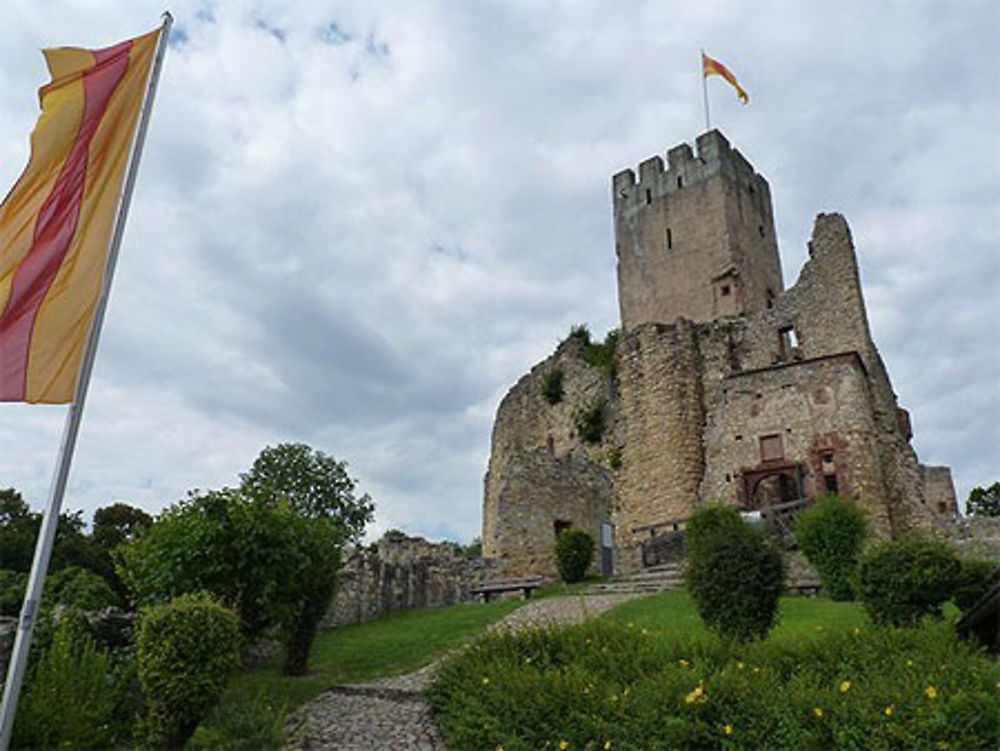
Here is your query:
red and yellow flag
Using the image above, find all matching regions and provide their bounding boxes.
[702,52,749,104]
[0,28,160,403]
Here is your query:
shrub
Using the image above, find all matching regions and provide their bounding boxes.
[137,593,242,749]
[574,398,606,443]
[607,446,623,470]
[582,329,619,377]
[12,614,122,750]
[540,367,564,405]
[793,495,867,600]
[186,693,286,751]
[686,506,785,642]
[568,324,591,343]
[46,564,119,610]
[428,616,1000,751]
[556,528,595,583]
[952,557,997,611]
[0,568,26,616]
[856,538,961,627]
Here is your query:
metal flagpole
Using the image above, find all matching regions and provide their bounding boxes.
[701,49,711,132]
[0,13,172,749]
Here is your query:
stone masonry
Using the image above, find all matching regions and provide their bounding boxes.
[483,130,955,577]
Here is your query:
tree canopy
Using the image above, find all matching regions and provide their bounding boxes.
[966,482,1000,517]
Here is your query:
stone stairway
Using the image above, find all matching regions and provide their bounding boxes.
[585,562,685,595]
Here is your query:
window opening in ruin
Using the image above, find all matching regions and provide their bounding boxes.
[735,434,743,441]
[938,502,947,514]
[748,183,755,195]
[759,434,783,462]
[778,325,798,358]
[725,473,731,482]
[667,227,673,249]
[822,451,834,465]
[645,188,652,205]
[676,176,683,188]
[758,224,765,238]
[766,288,775,309]
[720,284,731,296]
[824,474,838,494]
[553,519,572,538]
[546,434,554,454]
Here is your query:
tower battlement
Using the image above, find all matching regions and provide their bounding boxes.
[612,130,771,218]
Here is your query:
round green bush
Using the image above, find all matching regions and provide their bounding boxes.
[856,538,961,627]
[555,528,595,583]
[46,564,119,610]
[686,505,785,642]
[793,494,867,600]
[952,557,997,612]
[137,592,241,749]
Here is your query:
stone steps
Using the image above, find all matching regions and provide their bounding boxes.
[585,563,685,595]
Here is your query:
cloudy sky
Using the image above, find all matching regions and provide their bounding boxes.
[0,1,997,543]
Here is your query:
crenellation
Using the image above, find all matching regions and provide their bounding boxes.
[484,130,955,578]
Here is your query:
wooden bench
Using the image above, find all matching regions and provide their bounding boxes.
[470,576,545,603]
[785,579,821,596]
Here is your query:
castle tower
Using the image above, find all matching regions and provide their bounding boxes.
[613,130,783,329]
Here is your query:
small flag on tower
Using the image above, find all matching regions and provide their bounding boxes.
[702,52,749,104]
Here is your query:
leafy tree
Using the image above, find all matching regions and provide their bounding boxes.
[240,442,373,539]
[93,502,153,551]
[966,482,1000,517]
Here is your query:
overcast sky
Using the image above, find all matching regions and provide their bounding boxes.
[0,1,997,543]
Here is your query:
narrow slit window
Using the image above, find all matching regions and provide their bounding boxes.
[666,227,673,249]
[824,474,838,494]
[645,188,652,205]
[676,176,683,188]
[720,284,731,296]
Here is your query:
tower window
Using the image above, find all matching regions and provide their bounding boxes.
[824,474,839,494]
[676,176,683,188]
[779,325,798,358]
[553,519,572,538]
[720,284,731,296]
[666,227,673,249]
[645,188,652,205]
[766,288,775,309]
[758,224,765,238]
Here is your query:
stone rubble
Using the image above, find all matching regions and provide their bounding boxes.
[283,593,639,750]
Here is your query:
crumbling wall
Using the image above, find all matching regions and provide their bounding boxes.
[920,465,959,518]
[323,533,499,628]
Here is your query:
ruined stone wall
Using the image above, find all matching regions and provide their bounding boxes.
[323,533,499,628]
[482,336,619,573]
[945,517,1000,563]
[920,465,959,518]
[700,353,892,536]
[614,320,705,548]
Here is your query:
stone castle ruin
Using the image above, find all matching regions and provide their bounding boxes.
[482,130,958,577]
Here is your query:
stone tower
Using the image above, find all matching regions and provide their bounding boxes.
[613,130,783,329]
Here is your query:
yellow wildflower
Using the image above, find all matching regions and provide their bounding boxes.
[641,628,649,635]
[724,723,733,735]
[736,661,745,670]
[906,659,914,667]
[884,704,895,717]
[684,685,705,705]
[496,746,504,751]
[482,677,490,685]
[627,621,634,628]
[559,741,569,750]
[925,685,938,700]
[813,707,824,718]
[678,659,690,668]
[604,742,612,750]
[525,656,533,664]
[839,680,851,693]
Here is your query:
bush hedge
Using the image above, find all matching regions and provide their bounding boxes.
[952,557,997,612]
[856,538,961,627]
[686,506,785,642]
[136,593,241,749]
[428,617,1000,750]
[555,528,594,583]
[793,495,867,601]
[539,368,564,405]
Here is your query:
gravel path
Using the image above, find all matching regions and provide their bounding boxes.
[282,593,639,750]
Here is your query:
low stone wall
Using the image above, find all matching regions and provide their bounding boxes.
[945,516,1000,563]
[322,533,501,629]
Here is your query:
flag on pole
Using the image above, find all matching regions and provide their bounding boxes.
[0,28,160,404]
[702,52,749,104]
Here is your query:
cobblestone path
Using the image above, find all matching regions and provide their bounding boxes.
[282,594,639,750]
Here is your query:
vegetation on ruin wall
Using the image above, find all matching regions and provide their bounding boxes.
[568,324,620,377]
[429,590,1000,751]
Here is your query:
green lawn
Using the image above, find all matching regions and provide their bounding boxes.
[600,588,869,642]
[223,597,523,710]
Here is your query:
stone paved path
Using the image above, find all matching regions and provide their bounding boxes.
[282,594,640,750]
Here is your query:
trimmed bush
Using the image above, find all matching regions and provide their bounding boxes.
[952,557,997,612]
[46,564,119,610]
[137,593,241,749]
[856,538,961,627]
[555,528,595,583]
[793,495,867,600]
[539,367,564,405]
[574,398,606,443]
[686,506,785,642]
